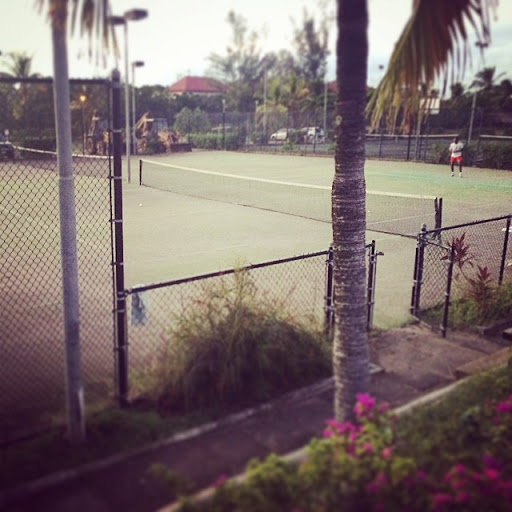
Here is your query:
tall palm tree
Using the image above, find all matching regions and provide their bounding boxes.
[333,0,496,421]
[36,0,115,443]
[1,51,38,78]
[367,0,496,131]
[332,0,369,422]
[471,66,505,91]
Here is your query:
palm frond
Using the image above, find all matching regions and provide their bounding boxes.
[36,0,118,67]
[367,0,498,131]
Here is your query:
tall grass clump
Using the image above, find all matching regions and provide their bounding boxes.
[142,270,331,414]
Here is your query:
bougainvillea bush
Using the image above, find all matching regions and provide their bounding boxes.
[174,365,512,511]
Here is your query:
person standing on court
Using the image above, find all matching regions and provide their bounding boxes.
[449,136,464,177]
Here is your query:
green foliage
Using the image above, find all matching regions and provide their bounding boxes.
[138,270,331,414]
[478,142,512,170]
[188,132,241,150]
[174,107,211,135]
[449,281,512,328]
[439,232,512,327]
[428,141,512,170]
[175,370,512,511]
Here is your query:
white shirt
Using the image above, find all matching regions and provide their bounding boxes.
[449,141,464,157]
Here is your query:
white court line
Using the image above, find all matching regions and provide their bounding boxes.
[142,159,437,200]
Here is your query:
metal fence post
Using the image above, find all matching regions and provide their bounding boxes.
[324,244,335,336]
[410,224,427,316]
[499,217,511,285]
[112,69,128,407]
[441,244,455,338]
[366,240,383,330]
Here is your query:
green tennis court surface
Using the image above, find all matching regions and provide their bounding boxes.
[121,151,511,328]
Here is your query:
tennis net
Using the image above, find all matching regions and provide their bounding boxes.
[9,146,110,178]
[139,159,442,236]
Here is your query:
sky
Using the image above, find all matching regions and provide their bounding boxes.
[1,0,511,92]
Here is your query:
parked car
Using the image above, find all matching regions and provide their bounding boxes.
[269,128,296,142]
[300,126,325,144]
[0,133,15,160]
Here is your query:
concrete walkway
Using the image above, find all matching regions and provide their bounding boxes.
[2,324,511,512]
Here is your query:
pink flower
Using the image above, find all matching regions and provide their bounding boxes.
[484,468,500,481]
[432,493,452,511]
[496,401,512,414]
[455,491,469,504]
[483,454,500,470]
[416,469,427,482]
[354,393,376,418]
[378,402,390,414]
[376,472,387,486]
[453,463,467,476]
[381,446,392,459]
[211,474,227,488]
[362,442,374,454]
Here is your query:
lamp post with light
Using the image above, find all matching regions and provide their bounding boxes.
[109,8,148,183]
[222,98,226,150]
[131,60,144,155]
[79,94,86,155]
[468,40,488,146]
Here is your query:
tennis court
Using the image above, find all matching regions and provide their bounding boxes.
[122,150,512,328]
[1,148,510,442]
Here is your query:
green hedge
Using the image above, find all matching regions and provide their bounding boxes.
[188,133,241,151]
[428,141,512,170]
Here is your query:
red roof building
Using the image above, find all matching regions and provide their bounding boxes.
[168,76,227,96]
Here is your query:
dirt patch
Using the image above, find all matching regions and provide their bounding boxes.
[367,322,511,407]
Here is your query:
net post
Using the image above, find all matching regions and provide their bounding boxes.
[410,224,427,316]
[139,159,142,186]
[435,197,443,230]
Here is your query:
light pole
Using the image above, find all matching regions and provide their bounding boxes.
[109,9,148,183]
[468,41,488,146]
[79,94,86,155]
[131,60,144,155]
[222,98,226,150]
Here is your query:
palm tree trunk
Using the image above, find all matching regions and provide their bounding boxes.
[332,0,369,421]
[51,3,85,443]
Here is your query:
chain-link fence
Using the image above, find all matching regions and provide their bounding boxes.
[172,107,512,168]
[0,78,115,444]
[123,242,382,400]
[410,215,512,336]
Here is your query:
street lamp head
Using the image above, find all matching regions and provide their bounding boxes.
[124,9,148,21]
[108,15,126,26]
[79,94,87,103]
[132,60,145,68]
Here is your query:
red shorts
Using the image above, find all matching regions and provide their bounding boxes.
[450,156,462,163]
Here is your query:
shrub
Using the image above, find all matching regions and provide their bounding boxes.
[139,270,331,414]
[173,378,512,511]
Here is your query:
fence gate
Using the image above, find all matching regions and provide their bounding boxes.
[0,76,118,444]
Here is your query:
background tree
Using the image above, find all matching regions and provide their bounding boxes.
[368,0,496,133]
[292,8,330,92]
[207,11,270,112]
